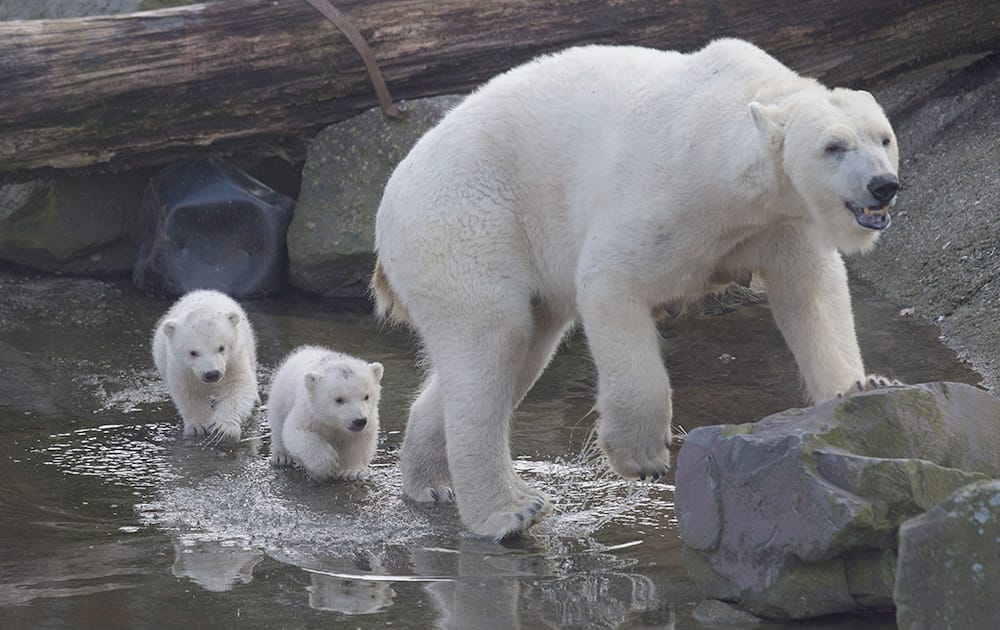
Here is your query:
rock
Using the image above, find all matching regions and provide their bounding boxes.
[132,156,294,297]
[691,599,765,625]
[895,479,1000,629]
[675,382,1000,620]
[288,95,464,298]
[0,172,149,274]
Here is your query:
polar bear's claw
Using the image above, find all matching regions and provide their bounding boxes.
[837,373,905,398]
[474,494,551,541]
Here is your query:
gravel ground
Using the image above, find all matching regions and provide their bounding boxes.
[856,53,1000,390]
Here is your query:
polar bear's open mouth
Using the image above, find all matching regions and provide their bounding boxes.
[846,202,891,230]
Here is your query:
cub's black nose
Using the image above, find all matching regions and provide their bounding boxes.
[351,417,368,430]
[203,370,221,383]
[868,174,900,204]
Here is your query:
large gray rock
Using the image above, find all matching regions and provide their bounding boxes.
[288,95,463,297]
[895,479,1000,629]
[675,382,1000,619]
[0,172,149,274]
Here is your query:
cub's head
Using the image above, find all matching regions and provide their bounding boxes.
[750,87,899,254]
[304,360,384,433]
[162,310,241,385]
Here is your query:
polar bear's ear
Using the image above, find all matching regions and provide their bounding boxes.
[162,319,178,338]
[369,362,384,383]
[304,372,319,393]
[226,311,241,327]
[749,101,786,135]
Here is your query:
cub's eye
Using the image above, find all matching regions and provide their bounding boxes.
[882,137,892,147]
[335,397,345,405]
[364,394,370,401]
[218,345,225,353]
[189,350,199,358]
[824,142,847,155]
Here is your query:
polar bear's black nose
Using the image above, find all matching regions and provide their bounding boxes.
[868,174,900,204]
[203,370,221,383]
[351,417,368,430]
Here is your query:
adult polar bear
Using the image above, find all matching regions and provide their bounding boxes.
[373,39,900,539]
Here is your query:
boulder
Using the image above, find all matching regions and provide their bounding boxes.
[288,95,463,298]
[675,382,1000,619]
[132,156,294,297]
[0,172,148,274]
[895,479,1000,629]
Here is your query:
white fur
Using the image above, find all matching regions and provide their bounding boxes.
[373,39,900,539]
[268,345,383,482]
[152,290,259,444]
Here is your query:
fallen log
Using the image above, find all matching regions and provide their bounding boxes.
[1,0,998,182]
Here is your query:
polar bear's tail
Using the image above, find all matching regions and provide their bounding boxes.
[371,258,411,325]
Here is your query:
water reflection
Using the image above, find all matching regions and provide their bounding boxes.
[171,538,263,593]
[0,271,979,628]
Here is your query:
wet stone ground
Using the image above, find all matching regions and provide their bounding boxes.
[0,267,981,629]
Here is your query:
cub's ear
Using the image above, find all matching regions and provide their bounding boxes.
[304,372,319,393]
[162,319,178,338]
[369,362,384,383]
[749,101,787,135]
[226,311,241,327]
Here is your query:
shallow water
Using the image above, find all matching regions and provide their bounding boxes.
[0,269,981,629]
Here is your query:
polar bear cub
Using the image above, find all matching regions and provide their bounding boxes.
[268,345,383,481]
[152,290,259,444]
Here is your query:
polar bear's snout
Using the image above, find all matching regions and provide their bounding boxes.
[867,174,899,205]
[202,369,222,384]
[349,416,368,431]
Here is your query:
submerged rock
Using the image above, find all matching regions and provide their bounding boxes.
[288,95,463,298]
[895,479,1000,629]
[132,156,294,297]
[675,382,1000,619]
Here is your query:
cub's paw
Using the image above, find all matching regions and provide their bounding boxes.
[335,469,370,482]
[599,431,671,481]
[466,494,551,541]
[183,423,211,438]
[204,421,242,446]
[300,448,340,483]
[837,374,905,398]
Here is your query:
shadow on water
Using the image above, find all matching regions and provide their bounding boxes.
[0,268,980,628]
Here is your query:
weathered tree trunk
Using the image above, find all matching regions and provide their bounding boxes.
[1,0,998,182]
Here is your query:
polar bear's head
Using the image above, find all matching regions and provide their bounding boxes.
[163,309,241,385]
[304,360,384,433]
[750,88,899,254]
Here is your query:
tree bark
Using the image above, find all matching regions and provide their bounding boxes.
[1,0,998,182]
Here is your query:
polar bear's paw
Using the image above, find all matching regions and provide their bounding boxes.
[270,453,295,468]
[335,468,370,482]
[183,423,211,438]
[837,374,904,398]
[467,494,550,541]
[406,484,456,504]
[204,421,241,446]
[599,432,671,482]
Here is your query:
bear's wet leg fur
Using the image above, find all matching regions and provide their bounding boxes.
[760,235,867,402]
[399,372,454,503]
[579,281,672,482]
[420,311,549,540]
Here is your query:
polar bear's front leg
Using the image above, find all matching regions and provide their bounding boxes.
[579,288,672,480]
[283,426,340,482]
[205,382,256,445]
[761,245,871,403]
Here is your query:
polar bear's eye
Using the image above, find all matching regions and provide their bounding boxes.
[190,350,199,358]
[364,394,370,401]
[881,137,891,147]
[218,345,225,353]
[335,397,345,404]
[824,142,847,155]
